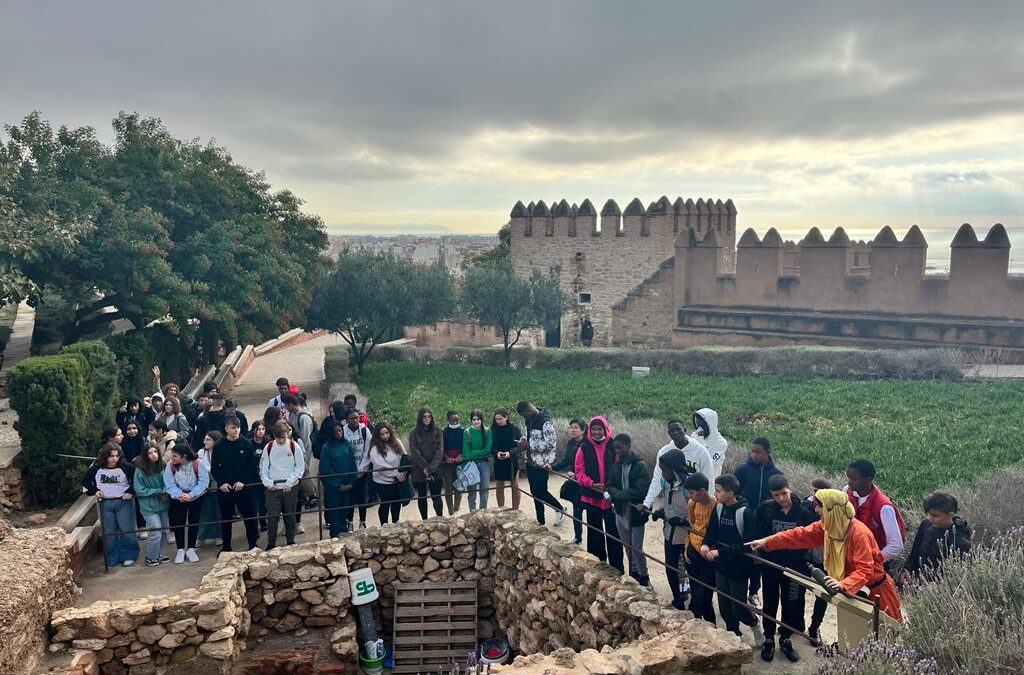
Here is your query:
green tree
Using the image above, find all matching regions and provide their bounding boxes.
[461,222,510,270]
[307,251,456,374]
[0,112,329,359]
[460,260,565,367]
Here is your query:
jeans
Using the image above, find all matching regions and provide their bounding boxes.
[715,571,758,634]
[143,510,169,561]
[615,513,648,581]
[438,462,462,515]
[168,495,204,550]
[323,486,352,537]
[198,482,222,541]
[665,540,684,602]
[100,497,140,566]
[684,546,717,624]
[266,488,299,546]
[217,486,259,551]
[569,500,585,540]
[526,465,562,525]
[414,479,444,519]
[466,459,491,510]
[761,565,805,640]
[344,474,370,525]
[584,504,624,573]
[375,481,402,524]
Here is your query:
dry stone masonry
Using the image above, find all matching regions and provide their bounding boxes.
[49,510,750,675]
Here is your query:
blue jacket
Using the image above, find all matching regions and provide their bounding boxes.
[733,456,783,507]
[319,438,357,491]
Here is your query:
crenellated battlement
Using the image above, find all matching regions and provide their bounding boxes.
[509,195,737,241]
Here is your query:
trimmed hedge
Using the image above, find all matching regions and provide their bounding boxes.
[370,344,964,381]
[7,354,93,506]
[105,324,194,397]
[60,341,119,439]
[324,345,352,385]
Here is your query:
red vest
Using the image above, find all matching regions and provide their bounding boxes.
[846,485,905,550]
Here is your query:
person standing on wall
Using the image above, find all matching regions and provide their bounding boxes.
[844,459,905,575]
[574,416,624,572]
[580,315,594,347]
[369,422,408,525]
[463,410,493,511]
[606,434,651,586]
[490,407,521,510]
[211,416,261,554]
[409,406,444,519]
[83,443,140,568]
[553,419,586,544]
[516,400,565,526]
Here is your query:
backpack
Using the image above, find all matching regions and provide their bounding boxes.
[171,459,201,475]
[715,502,747,539]
[295,411,317,444]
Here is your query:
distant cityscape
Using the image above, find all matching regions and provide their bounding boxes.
[327,234,499,274]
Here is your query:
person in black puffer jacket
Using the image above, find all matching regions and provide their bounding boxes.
[902,491,972,583]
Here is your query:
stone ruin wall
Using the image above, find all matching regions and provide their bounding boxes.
[0,525,77,675]
[49,510,749,675]
[612,221,1024,349]
[509,197,737,347]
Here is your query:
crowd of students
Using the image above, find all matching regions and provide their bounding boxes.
[83,375,973,661]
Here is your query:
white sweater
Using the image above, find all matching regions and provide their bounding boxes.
[260,439,306,489]
[642,438,712,509]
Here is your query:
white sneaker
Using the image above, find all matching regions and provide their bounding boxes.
[750,623,765,647]
[185,548,199,563]
[138,532,149,540]
[296,524,307,535]
[123,559,135,567]
[554,510,565,526]
[174,549,186,564]
[748,592,761,609]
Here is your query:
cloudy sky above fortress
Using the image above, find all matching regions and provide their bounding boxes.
[2,1,1023,257]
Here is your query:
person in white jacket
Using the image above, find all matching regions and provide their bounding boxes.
[642,419,712,511]
[260,420,306,548]
[691,408,728,479]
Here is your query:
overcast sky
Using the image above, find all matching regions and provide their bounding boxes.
[2,1,1023,257]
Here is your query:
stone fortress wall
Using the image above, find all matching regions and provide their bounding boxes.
[510,197,1024,353]
[509,197,737,347]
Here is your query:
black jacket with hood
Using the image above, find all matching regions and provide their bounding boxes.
[903,516,972,578]
[702,496,754,577]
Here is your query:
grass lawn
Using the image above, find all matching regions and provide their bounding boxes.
[355,361,1024,501]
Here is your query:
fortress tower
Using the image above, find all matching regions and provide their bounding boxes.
[510,196,737,346]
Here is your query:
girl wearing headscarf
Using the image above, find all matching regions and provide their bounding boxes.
[749,488,903,621]
[574,415,624,573]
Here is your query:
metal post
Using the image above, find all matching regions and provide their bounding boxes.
[872,596,881,637]
[95,499,109,574]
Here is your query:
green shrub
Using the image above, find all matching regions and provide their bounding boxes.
[902,532,1024,674]
[6,354,92,506]
[372,344,964,381]
[60,341,119,438]
[105,324,193,397]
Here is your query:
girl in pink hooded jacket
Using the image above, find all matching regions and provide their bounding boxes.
[574,416,624,573]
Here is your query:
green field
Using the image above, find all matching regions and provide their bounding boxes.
[355,361,1024,501]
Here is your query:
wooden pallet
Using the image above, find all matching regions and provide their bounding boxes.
[391,581,478,674]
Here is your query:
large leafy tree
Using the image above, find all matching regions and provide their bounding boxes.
[460,260,565,367]
[307,250,456,373]
[0,112,328,358]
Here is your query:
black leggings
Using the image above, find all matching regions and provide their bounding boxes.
[414,479,443,519]
[168,496,204,550]
[375,482,402,524]
[344,474,371,525]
